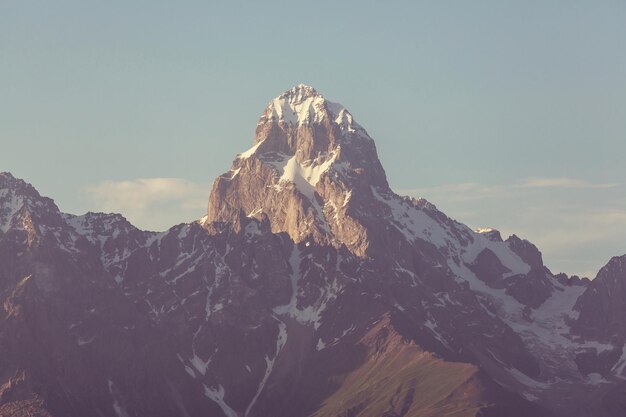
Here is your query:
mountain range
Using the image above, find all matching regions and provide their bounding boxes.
[1,85,625,417]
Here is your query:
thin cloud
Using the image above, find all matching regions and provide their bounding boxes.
[520,177,617,189]
[86,178,208,231]
[399,177,618,200]
[528,208,626,247]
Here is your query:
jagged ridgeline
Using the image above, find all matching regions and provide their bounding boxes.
[1,86,625,417]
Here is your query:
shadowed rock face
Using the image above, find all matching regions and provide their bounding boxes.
[574,255,626,340]
[0,86,625,417]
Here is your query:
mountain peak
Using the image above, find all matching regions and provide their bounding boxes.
[245,86,372,170]
[279,84,320,102]
[0,172,64,239]
[257,84,363,139]
[0,172,44,203]
[207,86,389,249]
[259,84,325,127]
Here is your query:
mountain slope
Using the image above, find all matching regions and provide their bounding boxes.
[1,86,625,417]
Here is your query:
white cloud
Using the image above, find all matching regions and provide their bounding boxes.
[86,178,208,231]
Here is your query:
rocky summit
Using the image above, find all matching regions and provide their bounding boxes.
[1,86,625,417]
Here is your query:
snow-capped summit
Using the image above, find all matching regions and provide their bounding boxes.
[261,84,324,125]
[277,83,319,103]
[257,84,365,140]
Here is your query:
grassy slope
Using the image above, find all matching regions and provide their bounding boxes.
[311,316,489,417]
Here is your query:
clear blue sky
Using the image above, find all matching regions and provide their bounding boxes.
[1,1,625,277]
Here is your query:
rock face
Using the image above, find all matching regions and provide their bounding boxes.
[207,84,390,256]
[575,255,626,340]
[1,86,625,417]
[571,255,626,394]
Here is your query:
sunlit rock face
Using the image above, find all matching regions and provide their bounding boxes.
[207,84,390,256]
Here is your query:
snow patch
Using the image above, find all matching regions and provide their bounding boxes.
[0,191,24,233]
[77,335,96,346]
[203,384,238,417]
[318,324,355,350]
[239,141,263,159]
[316,338,326,351]
[245,319,287,417]
[190,352,212,376]
[424,318,450,349]
[268,150,338,201]
[586,372,611,385]
[507,367,551,389]
[522,392,539,402]
[108,380,130,417]
[611,344,626,378]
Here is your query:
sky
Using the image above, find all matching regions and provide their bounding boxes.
[1,1,625,278]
